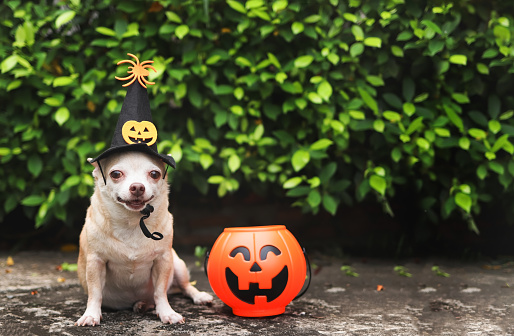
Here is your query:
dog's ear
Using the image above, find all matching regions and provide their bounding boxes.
[87,158,100,180]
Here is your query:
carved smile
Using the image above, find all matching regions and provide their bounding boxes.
[225,266,288,304]
[128,136,154,144]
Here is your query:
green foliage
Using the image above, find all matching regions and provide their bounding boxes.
[431,265,450,277]
[394,265,412,277]
[340,265,359,277]
[1,0,514,233]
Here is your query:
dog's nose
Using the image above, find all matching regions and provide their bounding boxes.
[129,183,145,197]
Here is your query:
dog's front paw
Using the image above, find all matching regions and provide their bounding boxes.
[156,306,184,324]
[76,313,101,326]
[192,291,214,305]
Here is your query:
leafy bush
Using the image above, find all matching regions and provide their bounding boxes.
[1,0,514,233]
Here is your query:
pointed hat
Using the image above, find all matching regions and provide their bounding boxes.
[90,53,175,168]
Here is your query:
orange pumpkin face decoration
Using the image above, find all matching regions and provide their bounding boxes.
[207,225,307,317]
[122,120,158,146]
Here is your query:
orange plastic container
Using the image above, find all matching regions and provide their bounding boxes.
[206,225,307,317]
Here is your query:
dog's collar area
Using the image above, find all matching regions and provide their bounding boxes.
[139,204,163,240]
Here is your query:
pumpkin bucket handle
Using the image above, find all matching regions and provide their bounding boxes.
[293,248,311,300]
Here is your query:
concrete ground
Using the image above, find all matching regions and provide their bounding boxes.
[0,251,513,336]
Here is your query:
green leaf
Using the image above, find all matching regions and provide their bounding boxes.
[444,106,464,131]
[291,149,310,172]
[403,102,416,116]
[488,120,501,134]
[434,128,451,137]
[227,0,246,13]
[391,147,402,162]
[28,155,43,177]
[476,63,489,75]
[488,95,501,119]
[358,88,378,114]
[489,161,504,175]
[283,177,303,189]
[272,0,288,12]
[291,22,304,35]
[454,192,472,213]
[351,25,364,41]
[55,10,76,28]
[53,76,75,87]
[349,110,365,120]
[350,42,364,57]
[310,139,333,151]
[406,116,424,135]
[492,134,509,152]
[416,138,430,151]
[175,25,189,39]
[452,93,470,104]
[96,27,116,37]
[307,92,323,104]
[294,55,314,68]
[7,80,22,92]
[449,54,467,65]
[235,56,252,67]
[383,111,401,122]
[477,164,487,180]
[317,81,333,101]
[1,55,18,73]
[468,128,487,140]
[369,175,386,195]
[363,37,382,48]
[421,19,443,35]
[21,195,45,207]
[307,190,322,208]
[54,107,70,126]
[322,193,339,215]
[320,162,337,185]
[199,153,213,170]
[208,175,224,184]
[366,75,384,87]
[228,154,241,173]
[373,119,385,133]
[459,137,470,150]
[391,45,404,57]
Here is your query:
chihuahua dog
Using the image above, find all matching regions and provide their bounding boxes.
[76,151,213,326]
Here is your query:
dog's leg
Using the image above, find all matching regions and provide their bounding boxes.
[76,255,106,326]
[172,250,214,305]
[152,250,184,324]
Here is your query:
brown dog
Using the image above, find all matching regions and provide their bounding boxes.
[76,151,213,326]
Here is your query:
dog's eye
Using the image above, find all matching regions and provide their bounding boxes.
[150,170,161,180]
[110,170,123,179]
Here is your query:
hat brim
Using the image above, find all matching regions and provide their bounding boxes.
[90,143,176,168]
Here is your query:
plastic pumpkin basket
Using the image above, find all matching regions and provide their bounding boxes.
[206,225,309,317]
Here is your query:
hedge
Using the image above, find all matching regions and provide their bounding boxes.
[1,0,514,233]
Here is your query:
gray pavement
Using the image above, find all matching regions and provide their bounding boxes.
[1,251,513,335]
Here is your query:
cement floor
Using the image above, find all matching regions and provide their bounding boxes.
[1,251,513,335]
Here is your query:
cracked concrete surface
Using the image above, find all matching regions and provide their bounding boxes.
[1,251,513,335]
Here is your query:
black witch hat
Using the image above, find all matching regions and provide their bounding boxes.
[90,53,175,174]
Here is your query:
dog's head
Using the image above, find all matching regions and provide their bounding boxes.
[89,151,168,212]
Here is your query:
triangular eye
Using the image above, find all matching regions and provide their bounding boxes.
[260,245,281,260]
[144,127,149,132]
[130,126,136,131]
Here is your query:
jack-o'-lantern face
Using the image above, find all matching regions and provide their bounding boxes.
[207,225,307,317]
[225,245,288,304]
[122,120,157,146]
